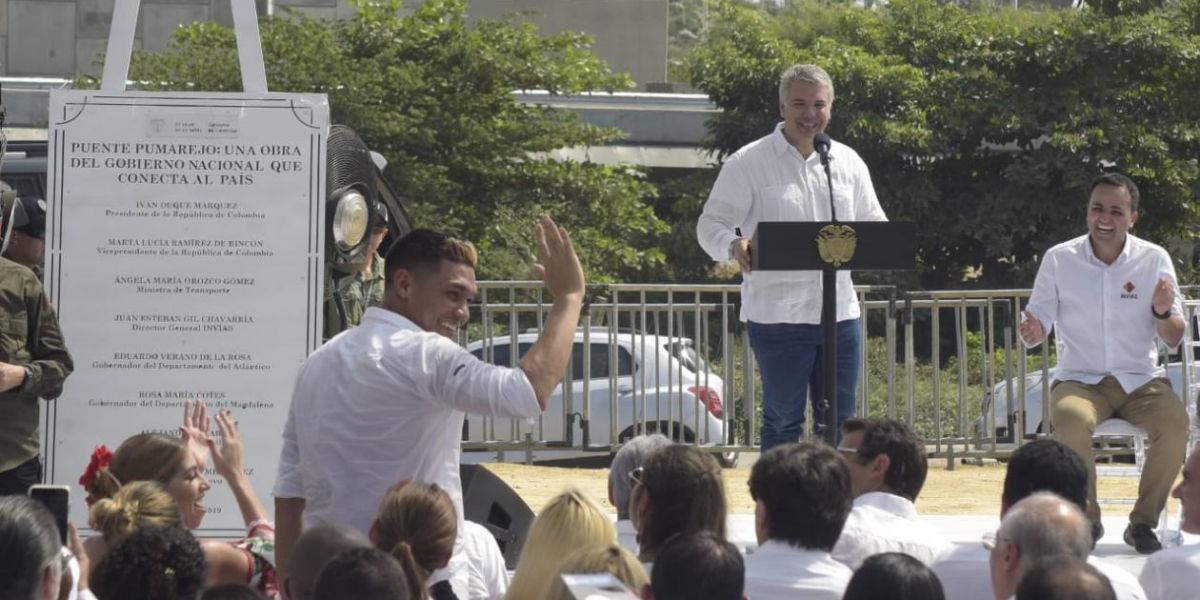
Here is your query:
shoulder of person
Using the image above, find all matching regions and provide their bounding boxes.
[1044,234,1090,259]
[1126,234,1172,261]
[725,130,783,164]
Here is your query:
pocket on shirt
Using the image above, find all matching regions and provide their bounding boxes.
[0,314,27,359]
[831,183,856,221]
[760,184,808,221]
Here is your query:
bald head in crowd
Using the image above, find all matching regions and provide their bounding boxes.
[1016,555,1116,600]
[283,525,372,600]
[989,492,1091,600]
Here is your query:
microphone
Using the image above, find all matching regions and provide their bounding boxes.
[813,132,832,166]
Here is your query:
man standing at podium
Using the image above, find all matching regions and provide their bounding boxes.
[1018,172,1188,554]
[697,63,887,452]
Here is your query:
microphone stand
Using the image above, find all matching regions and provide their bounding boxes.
[817,144,839,445]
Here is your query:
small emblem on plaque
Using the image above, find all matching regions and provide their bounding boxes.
[816,224,857,267]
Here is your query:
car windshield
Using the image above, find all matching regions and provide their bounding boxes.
[666,340,707,374]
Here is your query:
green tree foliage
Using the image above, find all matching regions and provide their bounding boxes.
[687,0,1200,288]
[109,0,667,281]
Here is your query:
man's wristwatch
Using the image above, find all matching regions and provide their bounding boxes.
[19,367,32,392]
[1152,305,1172,320]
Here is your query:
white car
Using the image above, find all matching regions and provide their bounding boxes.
[980,360,1200,442]
[461,328,734,464]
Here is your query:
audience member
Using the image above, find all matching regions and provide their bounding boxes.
[81,405,276,595]
[546,544,649,600]
[280,525,370,600]
[1138,447,1200,600]
[645,532,746,600]
[201,583,268,600]
[744,442,853,600]
[843,552,946,600]
[313,547,413,600]
[461,520,508,600]
[89,481,182,547]
[371,481,458,600]
[609,434,672,553]
[505,489,616,600]
[832,418,950,569]
[631,444,727,564]
[90,523,206,600]
[989,492,1092,600]
[1016,555,1116,600]
[0,495,62,600]
[931,439,1146,600]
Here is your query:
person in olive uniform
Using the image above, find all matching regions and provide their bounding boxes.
[3,195,47,279]
[323,205,389,341]
[0,189,73,495]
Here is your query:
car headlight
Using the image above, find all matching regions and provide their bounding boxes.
[331,189,368,252]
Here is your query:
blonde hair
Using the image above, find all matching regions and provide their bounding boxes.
[85,433,189,502]
[504,489,617,600]
[373,482,457,598]
[545,544,649,600]
[89,481,183,548]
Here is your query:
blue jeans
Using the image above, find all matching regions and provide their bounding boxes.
[747,319,861,452]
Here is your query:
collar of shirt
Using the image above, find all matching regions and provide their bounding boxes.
[361,306,420,331]
[853,491,919,520]
[768,123,823,164]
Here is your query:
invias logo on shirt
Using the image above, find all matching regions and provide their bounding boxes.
[1120,281,1138,299]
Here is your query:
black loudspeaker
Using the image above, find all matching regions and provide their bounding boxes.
[460,464,535,569]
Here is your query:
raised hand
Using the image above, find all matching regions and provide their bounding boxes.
[1152,276,1175,316]
[180,399,211,472]
[207,409,246,482]
[532,214,584,300]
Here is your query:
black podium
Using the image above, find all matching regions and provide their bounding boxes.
[751,221,916,444]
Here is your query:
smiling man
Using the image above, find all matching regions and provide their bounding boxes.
[273,216,584,596]
[1018,172,1188,554]
[697,63,887,452]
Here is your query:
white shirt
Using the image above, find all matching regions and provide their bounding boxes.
[462,520,509,600]
[616,518,638,555]
[931,541,1146,600]
[1025,234,1184,393]
[273,307,540,594]
[697,124,887,324]
[831,491,951,570]
[1138,541,1200,600]
[743,539,852,600]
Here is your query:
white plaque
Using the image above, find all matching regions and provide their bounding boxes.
[44,91,329,535]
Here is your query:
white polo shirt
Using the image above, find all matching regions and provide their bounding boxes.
[696,124,887,325]
[743,539,852,600]
[273,307,540,593]
[830,491,951,570]
[1138,541,1200,600]
[1025,233,1184,393]
[931,540,1146,600]
[462,520,509,600]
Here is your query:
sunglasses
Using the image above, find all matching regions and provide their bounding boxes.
[628,466,644,489]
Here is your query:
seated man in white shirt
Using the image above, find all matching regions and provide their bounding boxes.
[1139,448,1200,600]
[273,216,585,596]
[1019,172,1188,554]
[608,434,672,554]
[1016,556,1117,600]
[744,442,854,600]
[462,520,508,600]
[990,492,1093,600]
[932,439,1146,600]
[831,418,950,569]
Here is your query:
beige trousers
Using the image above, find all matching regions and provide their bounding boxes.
[1050,376,1188,527]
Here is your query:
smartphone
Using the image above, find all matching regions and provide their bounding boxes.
[562,573,641,600]
[28,485,69,545]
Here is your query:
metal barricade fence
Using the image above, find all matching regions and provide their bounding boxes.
[458,282,1198,468]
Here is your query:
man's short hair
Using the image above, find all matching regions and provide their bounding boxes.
[748,442,852,551]
[91,523,206,600]
[841,418,929,501]
[1089,172,1140,213]
[0,496,61,600]
[779,63,835,104]
[314,547,415,600]
[383,229,478,285]
[843,552,946,600]
[609,434,672,520]
[997,492,1091,570]
[1015,555,1116,600]
[1002,439,1088,513]
[650,532,744,600]
[285,525,371,600]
